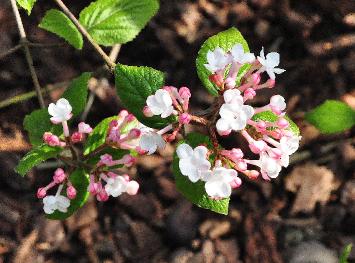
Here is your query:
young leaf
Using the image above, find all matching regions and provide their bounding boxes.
[17,0,36,15]
[305,100,355,134]
[252,111,300,136]
[173,132,230,215]
[340,244,353,263]
[39,9,83,49]
[62,72,92,116]
[115,64,176,129]
[196,27,250,96]
[46,168,90,220]
[83,116,116,155]
[79,0,159,46]
[15,144,62,176]
[24,109,52,146]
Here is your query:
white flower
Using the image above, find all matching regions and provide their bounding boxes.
[231,44,255,64]
[48,98,73,124]
[279,135,301,155]
[205,167,239,199]
[176,143,211,183]
[257,47,285,79]
[146,89,174,118]
[260,153,282,179]
[204,47,230,73]
[216,89,255,135]
[105,176,128,197]
[270,95,286,112]
[139,132,166,154]
[43,194,70,214]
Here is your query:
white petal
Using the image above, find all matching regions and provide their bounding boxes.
[266,68,276,80]
[216,118,231,133]
[176,143,193,159]
[266,52,280,67]
[270,95,286,110]
[242,105,255,119]
[223,89,240,103]
[273,68,286,74]
[161,105,174,118]
[139,134,157,154]
[193,146,208,160]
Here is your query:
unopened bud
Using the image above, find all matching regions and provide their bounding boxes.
[179,87,191,99]
[179,113,191,124]
[143,106,154,117]
[277,118,289,129]
[252,73,261,85]
[128,128,141,139]
[66,185,77,199]
[71,132,83,143]
[230,177,242,189]
[53,168,66,184]
[37,187,47,198]
[209,73,224,87]
[126,180,139,195]
[224,77,236,89]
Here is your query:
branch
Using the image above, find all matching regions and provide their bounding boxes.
[0,44,22,60]
[10,0,45,108]
[52,0,116,70]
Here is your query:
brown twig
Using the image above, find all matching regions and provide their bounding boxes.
[52,0,116,70]
[0,44,22,60]
[10,0,45,108]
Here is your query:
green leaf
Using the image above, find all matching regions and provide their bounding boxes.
[39,9,83,49]
[17,0,36,15]
[86,147,129,166]
[24,109,53,146]
[305,100,355,134]
[196,27,250,96]
[115,64,176,129]
[173,133,229,215]
[252,111,300,136]
[62,72,92,116]
[46,168,90,220]
[15,144,62,176]
[83,116,116,155]
[79,0,159,46]
[340,244,352,263]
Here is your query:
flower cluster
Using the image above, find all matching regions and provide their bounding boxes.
[171,45,301,199]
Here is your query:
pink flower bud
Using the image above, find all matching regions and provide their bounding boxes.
[99,154,113,166]
[97,189,109,202]
[217,129,232,136]
[256,121,267,130]
[118,110,129,119]
[66,185,77,199]
[126,180,139,195]
[270,105,282,115]
[224,77,236,89]
[43,132,61,147]
[209,73,224,87]
[53,168,66,184]
[37,187,47,198]
[179,87,191,99]
[179,113,191,124]
[252,73,261,85]
[123,174,130,182]
[230,177,242,189]
[135,146,147,155]
[143,106,154,117]
[244,88,256,100]
[230,148,244,160]
[249,140,267,154]
[71,132,83,143]
[166,133,176,142]
[122,154,136,167]
[78,122,93,133]
[277,118,289,129]
[128,128,141,139]
[246,170,259,180]
[125,114,136,122]
[109,120,118,128]
[235,160,248,171]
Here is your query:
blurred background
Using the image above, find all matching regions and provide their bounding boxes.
[0,0,354,262]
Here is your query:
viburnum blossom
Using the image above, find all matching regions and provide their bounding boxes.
[204,47,230,74]
[204,166,241,199]
[257,47,285,80]
[139,131,166,154]
[176,143,211,183]
[146,89,174,118]
[216,89,254,135]
[42,185,70,214]
[48,98,73,137]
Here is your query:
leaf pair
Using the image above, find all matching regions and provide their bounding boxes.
[37,0,159,49]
